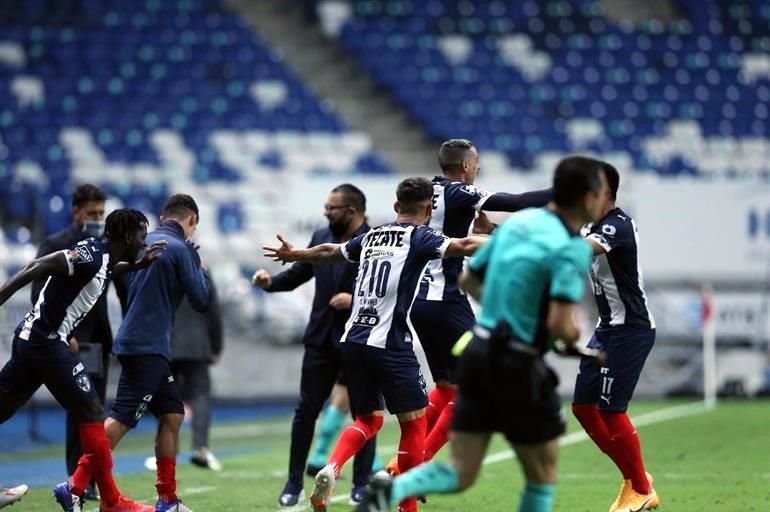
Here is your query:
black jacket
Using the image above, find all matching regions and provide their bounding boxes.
[267,223,369,347]
[31,224,113,350]
[170,278,223,361]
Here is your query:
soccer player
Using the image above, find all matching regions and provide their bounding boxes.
[0,484,28,508]
[355,156,608,512]
[64,194,211,512]
[252,184,378,507]
[263,177,487,512]
[571,162,659,512]
[0,209,163,512]
[31,183,113,500]
[391,139,552,472]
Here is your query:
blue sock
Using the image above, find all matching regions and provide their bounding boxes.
[518,482,555,512]
[390,461,459,507]
[308,405,347,467]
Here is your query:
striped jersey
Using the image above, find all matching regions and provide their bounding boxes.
[340,222,451,350]
[17,239,110,344]
[416,176,490,303]
[582,208,655,329]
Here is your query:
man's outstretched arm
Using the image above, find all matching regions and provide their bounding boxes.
[0,252,70,307]
[263,235,345,265]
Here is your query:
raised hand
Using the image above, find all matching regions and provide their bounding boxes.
[262,235,297,265]
[137,240,168,267]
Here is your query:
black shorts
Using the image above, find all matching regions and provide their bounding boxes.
[453,331,565,445]
[573,327,656,412]
[109,355,184,428]
[0,336,98,412]
[341,343,428,416]
[410,299,475,384]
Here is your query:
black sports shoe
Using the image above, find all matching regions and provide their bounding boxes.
[354,472,393,512]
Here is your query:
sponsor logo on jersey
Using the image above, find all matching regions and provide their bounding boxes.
[72,362,85,376]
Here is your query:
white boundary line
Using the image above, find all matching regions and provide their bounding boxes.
[281,401,710,511]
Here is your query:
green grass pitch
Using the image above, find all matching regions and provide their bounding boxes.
[7,400,769,511]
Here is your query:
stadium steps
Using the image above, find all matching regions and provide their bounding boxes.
[227,0,437,174]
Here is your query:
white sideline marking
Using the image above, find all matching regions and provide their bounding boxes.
[282,401,710,511]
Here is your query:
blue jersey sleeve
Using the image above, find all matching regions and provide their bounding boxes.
[175,241,211,312]
[412,226,451,260]
[549,238,592,303]
[587,214,634,253]
[341,233,365,262]
[446,183,489,211]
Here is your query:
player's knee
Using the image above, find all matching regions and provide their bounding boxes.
[455,465,480,491]
[70,400,105,424]
[160,412,184,430]
[356,413,384,437]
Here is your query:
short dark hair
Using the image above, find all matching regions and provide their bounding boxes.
[552,156,603,209]
[162,194,199,220]
[601,161,620,200]
[104,208,148,242]
[396,177,434,214]
[72,184,106,208]
[438,138,475,173]
[331,183,366,213]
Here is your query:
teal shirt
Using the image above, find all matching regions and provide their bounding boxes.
[468,208,592,350]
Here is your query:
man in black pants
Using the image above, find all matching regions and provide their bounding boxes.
[31,183,113,500]
[252,184,376,507]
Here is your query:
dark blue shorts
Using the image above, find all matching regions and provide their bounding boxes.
[410,299,475,384]
[573,327,656,412]
[0,336,98,413]
[340,343,428,416]
[109,355,184,429]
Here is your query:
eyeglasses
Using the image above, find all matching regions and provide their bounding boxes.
[324,204,350,212]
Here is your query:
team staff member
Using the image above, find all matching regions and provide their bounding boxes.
[253,184,376,507]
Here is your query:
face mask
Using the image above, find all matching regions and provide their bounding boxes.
[82,221,105,238]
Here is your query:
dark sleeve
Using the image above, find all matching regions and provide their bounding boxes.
[206,281,224,356]
[177,243,211,312]
[268,233,316,291]
[480,188,553,212]
[412,227,452,260]
[31,238,55,304]
[340,233,365,263]
[586,216,635,253]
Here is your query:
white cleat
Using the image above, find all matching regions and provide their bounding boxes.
[0,485,28,509]
[308,465,336,512]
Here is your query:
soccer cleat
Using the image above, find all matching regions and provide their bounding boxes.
[349,485,367,506]
[608,479,631,512]
[308,464,336,512]
[278,481,304,508]
[101,496,155,512]
[614,473,659,512]
[53,482,83,512]
[83,484,100,501]
[190,448,222,472]
[0,484,29,509]
[385,456,400,477]
[154,499,193,512]
[354,471,393,512]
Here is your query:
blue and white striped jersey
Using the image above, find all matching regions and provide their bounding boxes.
[582,208,655,329]
[416,176,490,303]
[17,239,111,344]
[340,222,451,350]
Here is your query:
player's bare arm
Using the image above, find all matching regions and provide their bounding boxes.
[444,235,489,258]
[549,300,605,365]
[585,237,607,256]
[112,240,168,277]
[263,234,345,264]
[458,268,483,302]
[0,251,71,307]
